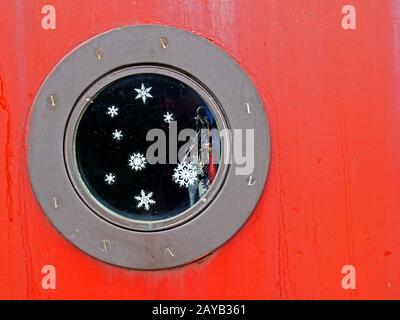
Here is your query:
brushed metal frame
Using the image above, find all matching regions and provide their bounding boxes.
[28,25,270,269]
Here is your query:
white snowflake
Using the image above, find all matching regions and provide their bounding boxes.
[128,152,147,171]
[134,190,156,211]
[106,105,119,118]
[112,129,123,141]
[163,112,175,124]
[172,162,199,188]
[104,173,116,185]
[134,83,153,104]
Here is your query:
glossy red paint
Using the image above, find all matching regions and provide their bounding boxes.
[1,0,400,299]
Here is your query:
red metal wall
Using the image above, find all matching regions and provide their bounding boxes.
[1,0,400,299]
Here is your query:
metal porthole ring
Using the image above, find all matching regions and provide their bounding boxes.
[28,25,270,269]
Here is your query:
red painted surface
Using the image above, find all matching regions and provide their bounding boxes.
[1,0,400,299]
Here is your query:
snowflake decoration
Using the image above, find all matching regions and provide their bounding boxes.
[104,173,116,185]
[172,162,199,188]
[106,105,119,118]
[134,190,156,211]
[163,112,175,124]
[128,152,147,171]
[112,129,123,141]
[134,83,153,104]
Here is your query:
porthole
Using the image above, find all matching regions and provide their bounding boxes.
[65,66,228,231]
[28,25,270,269]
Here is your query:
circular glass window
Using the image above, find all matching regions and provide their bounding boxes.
[65,66,228,231]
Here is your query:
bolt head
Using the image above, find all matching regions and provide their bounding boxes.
[47,94,57,110]
[246,175,256,186]
[164,247,175,257]
[100,240,111,252]
[160,36,168,49]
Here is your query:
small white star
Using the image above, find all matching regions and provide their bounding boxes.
[112,129,123,141]
[163,112,175,124]
[104,173,116,185]
[134,190,156,211]
[106,105,119,118]
[134,83,153,104]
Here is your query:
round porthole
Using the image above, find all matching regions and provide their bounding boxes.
[28,25,270,269]
[65,66,228,231]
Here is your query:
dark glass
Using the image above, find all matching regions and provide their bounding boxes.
[75,73,220,221]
